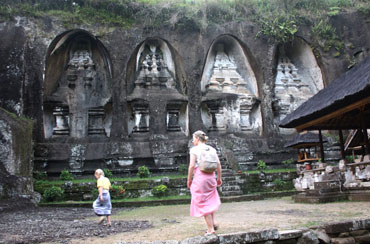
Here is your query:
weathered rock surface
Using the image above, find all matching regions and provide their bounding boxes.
[0,10,369,176]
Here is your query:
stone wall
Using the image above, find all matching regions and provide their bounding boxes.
[116,218,370,244]
[34,171,296,202]
[0,107,39,203]
[0,10,369,174]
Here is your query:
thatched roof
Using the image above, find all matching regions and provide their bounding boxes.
[284,132,327,148]
[279,55,370,130]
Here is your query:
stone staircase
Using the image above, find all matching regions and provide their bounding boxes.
[207,139,244,196]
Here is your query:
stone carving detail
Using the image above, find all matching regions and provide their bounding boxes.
[88,107,105,136]
[69,144,86,171]
[134,44,175,90]
[206,100,226,131]
[239,95,257,131]
[208,44,248,94]
[273,56,314,122]
[132,103,149,133]
[52,106,70,136]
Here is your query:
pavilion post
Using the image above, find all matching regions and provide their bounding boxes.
[339,130,345,159]
[319,129,325,162]
[360,108,370,155]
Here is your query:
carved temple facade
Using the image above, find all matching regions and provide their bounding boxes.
[34,30,325,174]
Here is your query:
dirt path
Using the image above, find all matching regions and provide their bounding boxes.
[2,197,370,244]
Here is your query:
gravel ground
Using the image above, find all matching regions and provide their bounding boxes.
[0,206,152,244]
[1,197,370,244]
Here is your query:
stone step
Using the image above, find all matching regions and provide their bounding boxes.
[221,190,244,197]
[222,181,239,186]
[222,176,238,181]
[221,185,241,191]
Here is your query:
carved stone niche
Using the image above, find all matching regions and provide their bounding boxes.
[166,101,188,133]
[52,105,70,136]
[167,103,181,132]
[131,102,150,133]
[43,30,112,139]
[205,99,226,132]
[88,107,106,136]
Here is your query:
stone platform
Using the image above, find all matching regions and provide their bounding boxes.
[294,183,370,203]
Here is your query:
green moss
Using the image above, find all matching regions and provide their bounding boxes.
[246,168,296,174]
[0,0,365,48]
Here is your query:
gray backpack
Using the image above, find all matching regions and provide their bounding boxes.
[199,145,218,173]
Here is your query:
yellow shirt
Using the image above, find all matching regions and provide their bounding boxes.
[97,176,111,190]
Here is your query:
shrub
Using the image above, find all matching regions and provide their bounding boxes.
[152,184,168,198]
[178,164,188,174]
[273,178,286,191]
[282,158,294,167]
[60,169,73,181]
[103,168,113,178]
[345,155,357,163]
[257,160,267,171]
[137,166,150,178]
[111,185,126,195]
[34,171,48,180]
[43,186,64,202]
[91,187,98,198]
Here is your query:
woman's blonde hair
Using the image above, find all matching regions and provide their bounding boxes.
[95,169,104,177]
[193,130,208,142]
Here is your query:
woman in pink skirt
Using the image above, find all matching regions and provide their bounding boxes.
[187,130,222,235]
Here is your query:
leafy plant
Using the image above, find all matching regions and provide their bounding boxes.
[345,155,355,163]
[178,164,188,175]
[328,6,341,16]
[257,16,297,42]
[91,187,98,198]
[282,158,294,167]
[257,160,267,172]
[273,178,286,188]
[43,186,64,202]
[111,185,126,198]
[137,166,150,178]
[60,169,73,181]
[34,171,48,180]
[152,184,168,198]
[103,168,113,178]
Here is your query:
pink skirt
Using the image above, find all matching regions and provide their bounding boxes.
[190,167,221,217]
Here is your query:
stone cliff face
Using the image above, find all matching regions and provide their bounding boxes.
[0,107,38,203]
[0,10,369,174]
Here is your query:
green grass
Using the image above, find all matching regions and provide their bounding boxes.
[35,174,187,185]
[40,194,190,205]
[0,0,367,46]
[246,168,296,174]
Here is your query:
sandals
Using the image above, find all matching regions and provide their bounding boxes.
[204,231,215,236]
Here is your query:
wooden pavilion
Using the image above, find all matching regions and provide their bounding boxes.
[279,55,370,202]
[280,55,370,163]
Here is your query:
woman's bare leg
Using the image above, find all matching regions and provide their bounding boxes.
[204,214,215,234]
[106,216,111,226]
[211,213,219,230]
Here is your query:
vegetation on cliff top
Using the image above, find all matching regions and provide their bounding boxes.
[0,0,369,51]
